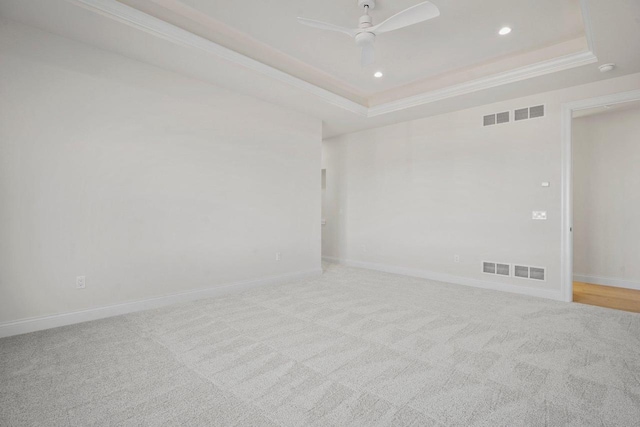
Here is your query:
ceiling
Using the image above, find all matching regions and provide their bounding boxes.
[117,0,589,103]
[1,0,639,137]
[133,0,585,96]
[573,99,640,118]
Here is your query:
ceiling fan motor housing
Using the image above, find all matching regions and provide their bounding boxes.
[298,1,440,67]
[359,15,372,29]
[358,0,376,10]
[355,31,375,46]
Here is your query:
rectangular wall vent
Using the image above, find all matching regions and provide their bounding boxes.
[514,265,529,278]
[483,262,496,274]
[529,267,546,281]
[529,105,545,118]
[496,112,510,124]
[483,262,510,276]
[496,263,510,276]
[513,105,545,121]
[514,108,529,121]
[486,105,544,126]
[513,265,546,281]
[484,109,516,126]
[483,114,496,126]
[483,262,545,280]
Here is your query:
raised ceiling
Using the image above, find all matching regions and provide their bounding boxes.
[119,0,590,105]
[1,0,639,137]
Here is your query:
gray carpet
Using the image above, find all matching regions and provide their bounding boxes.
[2,262,640,426]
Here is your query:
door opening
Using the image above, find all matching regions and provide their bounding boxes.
[321,168,327,262]
[562,90,640,312]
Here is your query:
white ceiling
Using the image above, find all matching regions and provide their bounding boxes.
[117,0,588,101]
[573,99,640,118]
[174,0,585,95]
[1,0,639,137]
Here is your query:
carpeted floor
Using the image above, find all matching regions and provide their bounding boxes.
[2,262,640,426]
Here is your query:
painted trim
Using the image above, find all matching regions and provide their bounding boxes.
[580,0,597,56]
[561,102,574,302]
[0,269,322,339]
[573,275,640,291]
[68,0,598,118]
[68,0,369,116]
[369,51,597,117]
[325,257,564,301]
[560,89,640,303]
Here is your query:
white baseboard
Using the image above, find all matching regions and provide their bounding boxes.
[573,274,640,291]
[326,257,564,301]
[0,269,322,339]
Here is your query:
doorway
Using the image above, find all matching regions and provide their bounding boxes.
[562,90,640,311]
[321,168,327,262]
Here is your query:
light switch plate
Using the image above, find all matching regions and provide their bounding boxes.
[532,211,547,220]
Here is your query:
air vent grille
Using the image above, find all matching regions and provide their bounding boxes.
[529,267,545,281]
[514,265,529,278]
[483,261,511,276]
[514,108,529,121]
[483,114,496,126]
[512,265,546,281]
[483,262,496,274]
[482,261,545,280]
[496,112,510,124]
[496,263,510,276]
[485,105,540,126]
[529,105,545,118]
[513,105,545,122]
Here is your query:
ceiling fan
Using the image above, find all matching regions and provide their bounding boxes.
[297,0,440,67]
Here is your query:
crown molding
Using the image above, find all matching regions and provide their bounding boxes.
[68,0,597,119]
[368,50,598,117]
[68,0,369,116]
[580,0,597,56]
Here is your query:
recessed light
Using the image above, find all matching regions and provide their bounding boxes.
[499,27,512,36]
[374,71,383,78]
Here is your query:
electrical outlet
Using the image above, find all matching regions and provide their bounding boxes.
[275,252,281,261]
[76,276,86,289]
[532,211,547,220]
[454,255,460,263]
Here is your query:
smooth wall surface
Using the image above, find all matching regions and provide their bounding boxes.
[321,142,346,258]
[323,73,640,296]
[573,105,640,286]
[0,20,321,324]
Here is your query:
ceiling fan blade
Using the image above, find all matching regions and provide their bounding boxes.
[297,17,356,37]
[369,1,440,35]
[361,43,375,67]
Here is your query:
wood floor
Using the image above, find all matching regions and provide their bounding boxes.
[573,282,640,313]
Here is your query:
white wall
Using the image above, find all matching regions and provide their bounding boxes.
[321,142,346,258]
[322,73,640,299]
[0,20,321,325]
[573,105,640,288]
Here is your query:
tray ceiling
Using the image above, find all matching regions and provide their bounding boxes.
[118,0,591,105]
[2,0,638,137]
